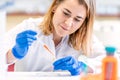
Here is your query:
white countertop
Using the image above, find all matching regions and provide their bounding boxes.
[0,72,81,80]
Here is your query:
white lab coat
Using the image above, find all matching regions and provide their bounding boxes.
[0,17,105,72]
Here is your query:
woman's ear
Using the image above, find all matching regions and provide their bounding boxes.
[52,9,55,13]
[52,6,57,13]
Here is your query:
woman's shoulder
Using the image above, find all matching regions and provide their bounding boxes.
[24,17,44,26]
[6,17,44,37]
[17,17,44,32]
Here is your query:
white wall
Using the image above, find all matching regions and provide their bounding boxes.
[94,20,120,49]
[96,0,120,15]
[6,0,120,15]
[7,0,52,14]
[0,1,6,36]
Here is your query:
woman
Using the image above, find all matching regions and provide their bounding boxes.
[0,0,104,75]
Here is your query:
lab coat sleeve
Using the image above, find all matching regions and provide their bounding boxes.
[0,18,42,71]
[78,35,106,74]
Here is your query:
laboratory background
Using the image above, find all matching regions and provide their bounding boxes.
[0,0,120,62]
[1,0,120,49]
[0,0,120,79]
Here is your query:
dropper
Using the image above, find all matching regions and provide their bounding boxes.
[37,34,56,61]
[43,44,56,61]
[27,22,56,61]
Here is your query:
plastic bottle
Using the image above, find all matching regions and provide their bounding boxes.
[102,46,118,80]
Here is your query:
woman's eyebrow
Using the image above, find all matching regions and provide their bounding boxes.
[63,8,71,13]
[63,8,84,19]
[76,16,84,19]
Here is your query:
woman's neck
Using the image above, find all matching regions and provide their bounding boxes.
[53,36,62,47]
[53,32,62,47]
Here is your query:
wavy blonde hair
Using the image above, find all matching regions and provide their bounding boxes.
[40,0,95,56]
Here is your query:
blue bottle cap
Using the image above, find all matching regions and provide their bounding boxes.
[105,46,116,55]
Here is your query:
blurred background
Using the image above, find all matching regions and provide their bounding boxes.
[0,0,120,49]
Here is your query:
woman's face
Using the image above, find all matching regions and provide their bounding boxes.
[52,0,87,37]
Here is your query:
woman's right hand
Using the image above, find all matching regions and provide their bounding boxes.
[12,30,37,59]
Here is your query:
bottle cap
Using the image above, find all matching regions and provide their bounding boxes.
[105,46,116,55]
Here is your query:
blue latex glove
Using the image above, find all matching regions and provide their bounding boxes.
[12,30,37,59]
[53,56,87,76]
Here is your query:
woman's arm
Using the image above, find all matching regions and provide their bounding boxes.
[6,50,17,64]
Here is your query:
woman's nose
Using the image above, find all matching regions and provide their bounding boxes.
[65,18,73,27]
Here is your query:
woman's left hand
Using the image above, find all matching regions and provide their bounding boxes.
[53,56,87,76]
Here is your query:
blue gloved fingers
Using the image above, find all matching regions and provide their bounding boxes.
[78,61,94,73]
[27,38,36,46]
[16,30,37,41]
[53,56,83,76]
[53,56,76,70]
[21,30,37,35]
[54,63,73,70]
[26,34,37,45]
[53,56,72,66]
[53,61,68,70]
[16,31,37,47]
[16,36,37,47]
[12,30,37,59]
[68,61,87,76]
[54,56,91,76]
[57,56,78,69]
[16,30,37,48]
[78,61,87,70]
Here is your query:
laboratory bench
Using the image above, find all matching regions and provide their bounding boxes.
[0,72,120,80]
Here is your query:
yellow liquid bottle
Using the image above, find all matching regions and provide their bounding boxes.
[102,46,118,80]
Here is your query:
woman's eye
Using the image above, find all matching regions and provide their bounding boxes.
[63,11,69,16]
[74,18,80,22]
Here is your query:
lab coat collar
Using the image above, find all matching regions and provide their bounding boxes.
[48,33,69,44]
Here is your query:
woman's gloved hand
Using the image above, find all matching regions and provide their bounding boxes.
[53,56,87,76]
[12,30,37,59]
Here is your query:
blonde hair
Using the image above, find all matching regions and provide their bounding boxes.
[40,0,96,56]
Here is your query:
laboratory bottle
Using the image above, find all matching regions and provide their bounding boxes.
[102,46,118,80]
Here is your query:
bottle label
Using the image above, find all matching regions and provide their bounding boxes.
[105,62,113,80]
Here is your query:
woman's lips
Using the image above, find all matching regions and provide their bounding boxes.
[60,25,69,31]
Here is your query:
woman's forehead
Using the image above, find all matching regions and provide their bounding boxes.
[58,0,87,18]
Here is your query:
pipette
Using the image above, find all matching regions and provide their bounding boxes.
[43,44,56,61]
[37,36,56,61]
[27,23,56,61]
